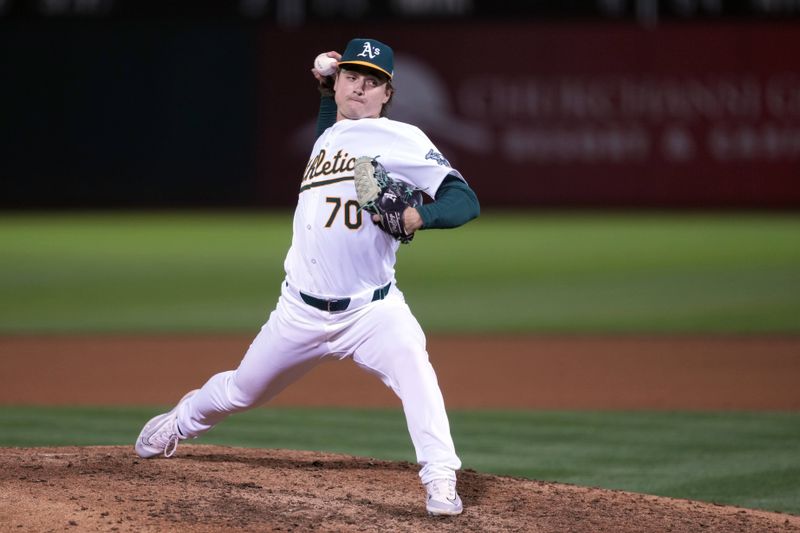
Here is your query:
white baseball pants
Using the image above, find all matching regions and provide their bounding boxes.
[176,281,461,483]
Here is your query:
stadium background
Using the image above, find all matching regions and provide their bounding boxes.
[3,0,800,209]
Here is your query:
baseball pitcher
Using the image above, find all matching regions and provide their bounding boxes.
[135,37,480,516]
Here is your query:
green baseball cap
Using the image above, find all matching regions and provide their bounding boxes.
[337,38,394,79]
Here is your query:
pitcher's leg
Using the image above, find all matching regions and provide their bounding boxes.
[178,305,325,437]
[349,298,461,484]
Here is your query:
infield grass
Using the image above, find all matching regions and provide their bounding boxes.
[1,406,798,516]
[2,210,799,333]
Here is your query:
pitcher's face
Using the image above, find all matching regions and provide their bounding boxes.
[334,68,391,120]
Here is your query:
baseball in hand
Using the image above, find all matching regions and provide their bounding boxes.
[314,53,337,76]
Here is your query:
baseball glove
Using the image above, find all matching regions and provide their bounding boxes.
[353,156,424,244]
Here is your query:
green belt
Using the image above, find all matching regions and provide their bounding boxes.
[300,282,391,312]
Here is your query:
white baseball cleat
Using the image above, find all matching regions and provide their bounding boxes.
[134,389,198,459]
[425,478,463,516]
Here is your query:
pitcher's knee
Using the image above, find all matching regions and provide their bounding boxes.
[220,372,261,412]
[391,348,438,384]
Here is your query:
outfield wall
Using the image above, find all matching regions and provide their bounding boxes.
[259,23,800,208]
[2,19,799,208]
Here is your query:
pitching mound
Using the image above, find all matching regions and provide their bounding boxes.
[1,446,798,532]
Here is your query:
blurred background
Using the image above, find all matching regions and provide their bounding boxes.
[2,0,800,210]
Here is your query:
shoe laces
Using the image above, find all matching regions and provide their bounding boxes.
[163,434,180,458]
[427,479,456,501]
[147,416,181,457]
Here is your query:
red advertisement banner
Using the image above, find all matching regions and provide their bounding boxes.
[258,23,800,207]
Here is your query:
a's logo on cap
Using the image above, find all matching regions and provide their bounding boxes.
[357,41,381,59]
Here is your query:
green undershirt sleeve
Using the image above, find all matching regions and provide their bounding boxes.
[315,95,337,139]
[417,175,480,229]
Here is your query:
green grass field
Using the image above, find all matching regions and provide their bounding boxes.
[2,210,799,333]
[2,210,799,515]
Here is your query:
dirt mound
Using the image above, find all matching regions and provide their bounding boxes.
[1,446,798,532]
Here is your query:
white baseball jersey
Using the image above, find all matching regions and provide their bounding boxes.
[286,117,463,298]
